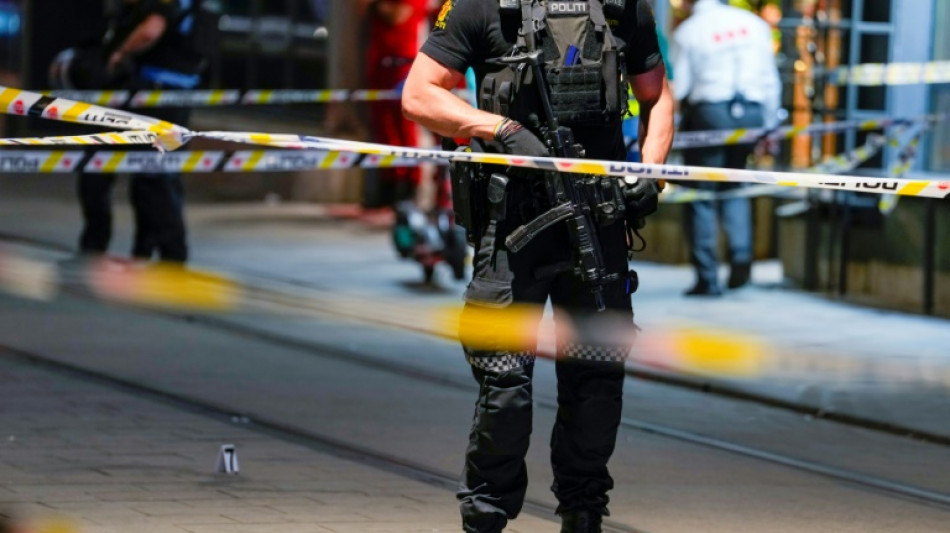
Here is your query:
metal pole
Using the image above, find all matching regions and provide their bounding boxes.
[923,198,936,315]
[837,195,852,296]
[247,0,261,89]
[284,0,299,88]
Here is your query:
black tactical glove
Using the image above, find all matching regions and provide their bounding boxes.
[623,177,661,221]
[493,118,550,157]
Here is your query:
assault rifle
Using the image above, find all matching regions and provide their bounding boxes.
[501,50,620,312]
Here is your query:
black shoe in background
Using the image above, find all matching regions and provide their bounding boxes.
[560,509,603,533]
[684,281,723,297]
[728,262,752,289]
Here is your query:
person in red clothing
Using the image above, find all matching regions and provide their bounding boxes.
[360,0,429,208]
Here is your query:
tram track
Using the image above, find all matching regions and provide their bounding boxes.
[2,229,948,447]
[1,231,950,512]
[186,312,950,511]
[0,344,645,533]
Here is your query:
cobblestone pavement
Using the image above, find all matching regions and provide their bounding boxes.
[0,354,555,533]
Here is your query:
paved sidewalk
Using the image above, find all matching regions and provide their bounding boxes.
[0,353,553,533]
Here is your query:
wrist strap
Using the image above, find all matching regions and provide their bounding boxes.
[492,118,509,140]
[493,117,523,141]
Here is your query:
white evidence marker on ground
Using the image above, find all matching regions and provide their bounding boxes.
[216,444,239,474]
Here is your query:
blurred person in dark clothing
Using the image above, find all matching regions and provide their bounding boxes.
[671,0,780,296]
[360,0,429,209]
[52,0,215,263]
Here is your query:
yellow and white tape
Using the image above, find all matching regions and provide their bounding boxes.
[46,88,473,108]
[877,124,931,214]
[195,131,950,199]
[0,151,84,173]
[42,90,131,108]
[661,133,891,204]
[12,83,944,153]
[829,60,950,86]
[221,150,359,172]
[83,151,226,174]
[1,86,186,134]
[0,149,441,174]
[220,150,427,171]
[129,90,242,108]
[2,86,947,199]
[0,130,158,148]
[670,114,932,150]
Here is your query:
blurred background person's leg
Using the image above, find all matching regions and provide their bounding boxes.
[77,173,116,256]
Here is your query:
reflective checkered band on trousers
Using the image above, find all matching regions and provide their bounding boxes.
[465,351,536,373]
[559,342,629,363]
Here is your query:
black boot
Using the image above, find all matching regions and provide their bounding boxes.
[728,262,752,289]
[560,510,603,533]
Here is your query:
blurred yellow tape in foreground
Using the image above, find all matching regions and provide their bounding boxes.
[661,327,768,378]
[87,262,242,312]
[438,303,546,353]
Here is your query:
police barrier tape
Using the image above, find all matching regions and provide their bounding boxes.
[660,132,892,204]
[38,84,944,150]
[43,59,950,109]
[828,60,950,87]
[47,88,473,108]
[7,82,942,153]
[874,123,929,214]
[669,113,944,150]
[0,151,85,173]
[2,85,948,199]
[772,126,930,217]
[0,131,894,177]
[193,131,950,199]
[0,87,186,135]
[0,149,436,174]
[0,125,895,176]
[0,130,158,148]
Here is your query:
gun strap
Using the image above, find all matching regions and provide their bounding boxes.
[504,201,575,252]
[518,0,535,52]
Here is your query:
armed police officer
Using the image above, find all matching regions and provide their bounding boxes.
[402,1,673,531]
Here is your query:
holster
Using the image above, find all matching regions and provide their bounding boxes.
[450,138,507,246]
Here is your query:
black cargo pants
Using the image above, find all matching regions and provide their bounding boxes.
[77,106,190,262]
[457,180,635,533]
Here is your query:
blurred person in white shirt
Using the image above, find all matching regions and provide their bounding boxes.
[671,0,781,296]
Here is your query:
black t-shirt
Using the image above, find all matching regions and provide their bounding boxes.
[108,0,185,72]
[421,0,663,159]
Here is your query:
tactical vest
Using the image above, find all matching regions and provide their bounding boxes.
[482,0,628,127]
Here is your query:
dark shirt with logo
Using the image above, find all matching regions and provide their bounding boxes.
[422,0,663,160]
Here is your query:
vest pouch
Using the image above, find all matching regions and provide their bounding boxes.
[545,63,608,125]
[481,65,538,124]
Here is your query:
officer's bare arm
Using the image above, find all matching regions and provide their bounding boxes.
[403,52,503,141]
[630,63,674,165]
[108,14,168,72]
